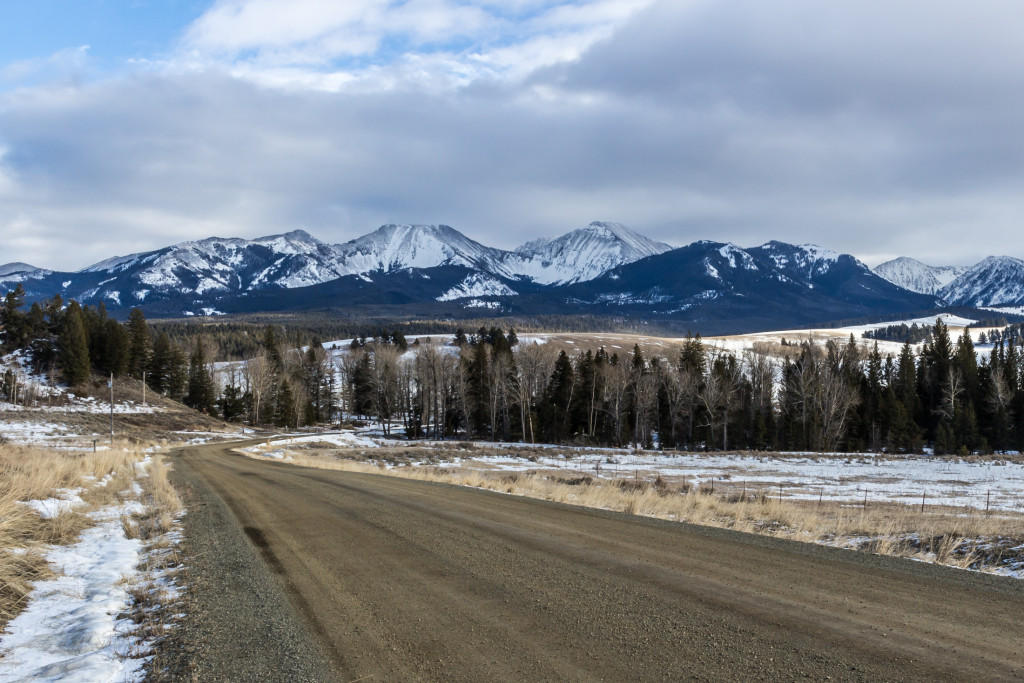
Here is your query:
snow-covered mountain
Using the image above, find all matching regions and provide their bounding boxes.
[557,239,936,332]
[0,262,43,278]
[873,257,966,295]
[753,242,842,281]
[504,221,671,285]
[937,256,1024,307]
[8,222,1020,330]
[0,222,668,311]
[873,255,1024,306]
[71,229,352,305]
[334,224,510,277]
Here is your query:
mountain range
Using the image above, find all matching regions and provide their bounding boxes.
[872,255,1024,308]
[1,221,1019,333]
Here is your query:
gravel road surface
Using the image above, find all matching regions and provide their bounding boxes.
[167,442,1024,681]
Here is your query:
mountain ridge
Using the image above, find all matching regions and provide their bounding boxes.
[874,255,1024,306]
[0,224,1012,332]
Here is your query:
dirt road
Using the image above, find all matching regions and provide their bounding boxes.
[169,442,1024,681]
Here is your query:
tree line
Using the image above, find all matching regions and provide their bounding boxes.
[324,320,1024,455]
[862,322,933,344]
[1,284,214,414]
[5,284,1024,455]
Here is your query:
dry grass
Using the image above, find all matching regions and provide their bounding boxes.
[123,454,184,540]
[0,441,145,632]
[120,453,188,682]
[242,447,1024,575]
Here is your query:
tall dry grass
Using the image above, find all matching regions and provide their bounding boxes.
[242,448,1024,574]
[0,442,145,631]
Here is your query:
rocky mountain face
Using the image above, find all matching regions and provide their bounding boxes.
[552,241,936,332]
[0,222,670,310]
[874,255,1024,306]
[503,221,671,285]
[873,257,967,296]
[936,256,1024,307]
[2,222,1003,332]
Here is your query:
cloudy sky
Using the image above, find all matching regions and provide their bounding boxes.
[1,0,1022,271]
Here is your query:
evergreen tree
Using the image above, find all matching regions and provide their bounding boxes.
[186,338,216,414]
[276,380,297,428]
[0,284,27,352]
[218,382,248,422]
[539,351,576,443]
[126,308,152,379]
[57,302,91,386]
[467,340,490,437]
[391,330,408,352]
[101,319,130,377]
[149,332,174,393]
[263,325,283,372]
[351,352,375,416]
[166,345,189,402]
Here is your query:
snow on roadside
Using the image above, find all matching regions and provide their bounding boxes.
[240,431,380,457]
[19,488,86,519]
[0,515,145,682]
[0,456,179,683]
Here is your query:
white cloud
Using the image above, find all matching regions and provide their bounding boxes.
[176,0,656,90]
[3,0,1024,271]
[1,46,92,88]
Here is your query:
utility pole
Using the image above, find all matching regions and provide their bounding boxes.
[142,371,146,407]
[109,373,114,444]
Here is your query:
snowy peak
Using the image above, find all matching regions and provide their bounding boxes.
[938,255,1024,307]
[873,254,1024,306]
[436,273,518,302]
[753,241,846,280]
[506,221,671,285]
[872,257,966,295]
[0,262,44,277]
[335,224,508,276]
[564,237,935,324]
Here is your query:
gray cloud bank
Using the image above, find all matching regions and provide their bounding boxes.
[2,0,1023,270]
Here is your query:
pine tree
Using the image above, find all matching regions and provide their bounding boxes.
[539,351,575,443]
[149,332,174,393]
[218,382,248,422]
[186,338,216,414]
[167,345,189,402]
[276,380,296,428]
[0,284,27,352]
[58,302,91,386]
[263,325,283,372]
[126,308,151,379]
[351,352,374,416]
[391,330,408,352]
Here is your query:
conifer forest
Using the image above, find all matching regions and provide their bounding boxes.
[4,283,1024,456]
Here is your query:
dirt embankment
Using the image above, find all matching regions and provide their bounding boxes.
[166,441,1024,681]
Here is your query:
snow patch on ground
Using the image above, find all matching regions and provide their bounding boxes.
[0,458,161,683]
[20,489,86,519]
[241,431,381,458]
[408,446,1024,512]
[0,517,145,682]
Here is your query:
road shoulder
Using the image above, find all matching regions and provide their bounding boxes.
[155,445,338,682]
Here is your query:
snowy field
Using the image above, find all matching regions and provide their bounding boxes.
[704,312,984,359]
[447,449,1024,513]
[256,426,1024,515]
